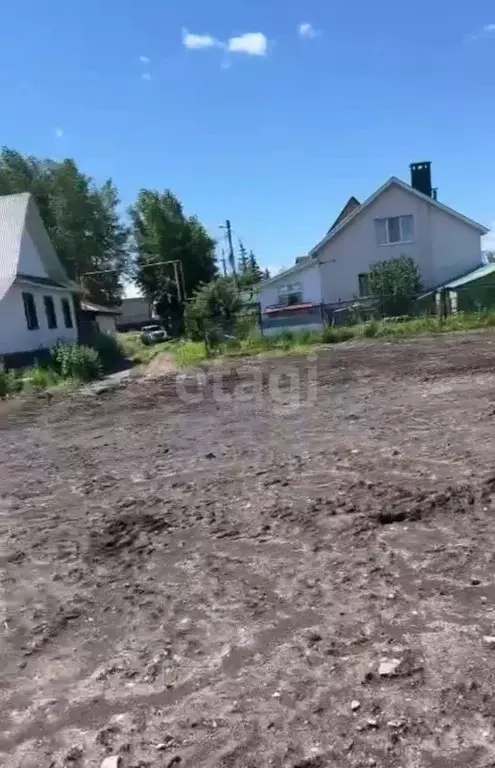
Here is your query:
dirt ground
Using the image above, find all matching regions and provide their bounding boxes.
[4,332,495,768]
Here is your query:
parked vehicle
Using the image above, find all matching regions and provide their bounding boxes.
[140,325,167,345]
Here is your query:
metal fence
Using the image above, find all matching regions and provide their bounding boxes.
[248,282,495,339]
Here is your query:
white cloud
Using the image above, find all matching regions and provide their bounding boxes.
[139,55,151,63]
[227,32,267,56]
[182,28,221,50]
[469,23,495,41]
[298,22,317,39]
[141,72,152,80]
[55,128,64,138]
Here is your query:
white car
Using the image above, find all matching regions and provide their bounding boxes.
[140,325,167,345]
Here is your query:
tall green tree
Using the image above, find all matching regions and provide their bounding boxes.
[130,189,217,329]
[0,148,130,304]
[248,250,263,282]
[237,245,264,288]
[185,276,242,351]
[238,240,249,274]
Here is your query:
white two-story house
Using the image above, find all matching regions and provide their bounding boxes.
[259,162,489,326]
[0,192,79,360]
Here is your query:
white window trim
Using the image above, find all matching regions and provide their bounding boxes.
[375,215,414,247]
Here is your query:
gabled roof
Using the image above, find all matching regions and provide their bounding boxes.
[327,196,361,234]
[259,256,318,288]
[309,177,489,259]
[0,192,79,301]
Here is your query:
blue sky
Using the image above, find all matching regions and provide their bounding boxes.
[1,1,495,295]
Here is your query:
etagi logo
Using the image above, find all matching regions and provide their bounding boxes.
[175,354,318,407]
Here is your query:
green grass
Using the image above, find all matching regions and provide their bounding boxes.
[118,332,172,365]
[171,340,208,368]
[165,311,495,368]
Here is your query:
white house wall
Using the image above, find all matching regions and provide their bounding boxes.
[259,263,322,311]
[96,314,117,335]
[428,205,482,286]
[17,229,50,278]
[318,184,483,305]
[0,284,77,355]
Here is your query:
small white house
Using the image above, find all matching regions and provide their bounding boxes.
[259,259,324,334]
[0,193,79,358]
[259,162,488,326]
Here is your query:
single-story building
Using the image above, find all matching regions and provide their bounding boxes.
[423,263,495,315]
[259,260,324,335]
[116,297,153,331]
[260,161,489,330]
[0,192,80,362]
[78,300,122,341]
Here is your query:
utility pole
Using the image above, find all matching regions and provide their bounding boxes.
[225,219,236,277]
[221,248,227,276]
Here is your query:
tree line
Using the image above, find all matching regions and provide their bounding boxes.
[0,147,268,322]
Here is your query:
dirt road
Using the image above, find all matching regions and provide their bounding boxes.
[3,332,495,767]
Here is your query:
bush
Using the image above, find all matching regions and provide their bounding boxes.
[367,255,421,317]
[0,366,24,398]
[362,320,378,338]
[28,364,58,390]
[51,343,102,381]
[87,332,124,372]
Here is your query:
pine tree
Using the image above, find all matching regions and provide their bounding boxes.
[248,250,263,282]
[238,240,249,274]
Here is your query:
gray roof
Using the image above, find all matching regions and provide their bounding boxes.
[80,299,122,315]
[444,263,495,289]
[0,192,79,300]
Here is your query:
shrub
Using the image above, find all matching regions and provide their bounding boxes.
[51,343,102,381]
[362,320,378,338]
[0,366,23,398]
[87,332,124,372]
[28,364,57,390]
[367,255,421,317]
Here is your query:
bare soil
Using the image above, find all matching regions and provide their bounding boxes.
[3,332,495,768]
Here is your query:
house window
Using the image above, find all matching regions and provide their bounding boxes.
[375,215,414,245]
[44,296,57,329]
[278,282,303,306]
[358,273,370,297]
[22,292,39,330]
[61,298,74,329]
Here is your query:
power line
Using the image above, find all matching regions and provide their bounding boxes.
[82,259,186,303]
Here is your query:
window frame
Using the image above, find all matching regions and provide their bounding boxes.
[22,292,39,331]
[61,297,74,329]
[358,273,370,297]
[43,295,58,330]
[278,281,303,306]
[375,215,414,246]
